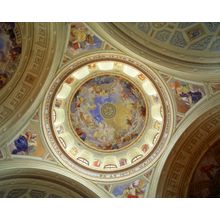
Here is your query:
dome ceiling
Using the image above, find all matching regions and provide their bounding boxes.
[0,22,220,198]
[42,52,173,181]
[69,74,147,151]
[87,22,220,81]
[114,22,220,61]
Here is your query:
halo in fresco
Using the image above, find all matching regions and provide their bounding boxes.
[70,75,147,151]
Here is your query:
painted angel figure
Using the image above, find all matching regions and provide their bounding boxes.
[12,131,37,155]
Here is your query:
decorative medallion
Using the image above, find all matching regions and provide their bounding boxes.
[42,52,173,181]
[100,103,116,119]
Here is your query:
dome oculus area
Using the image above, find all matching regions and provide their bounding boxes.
[69,75,147,151]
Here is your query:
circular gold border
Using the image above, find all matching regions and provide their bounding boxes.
[65,71,149,153]
[42,52,172,180]
[49,57,167,171]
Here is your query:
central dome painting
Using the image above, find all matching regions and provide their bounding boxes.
[69,75,147,151]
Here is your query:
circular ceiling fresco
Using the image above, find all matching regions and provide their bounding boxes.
[42,52,173,181]
[0,22,22,89]
[69,74,147,151]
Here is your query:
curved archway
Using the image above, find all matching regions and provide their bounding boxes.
[0,23,68,148]
[0,159,111,198]
[87,23,220,82]
[148,93,220,197]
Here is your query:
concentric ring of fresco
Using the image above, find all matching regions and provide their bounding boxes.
[70,75,147,151]
[43,54,171,180]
